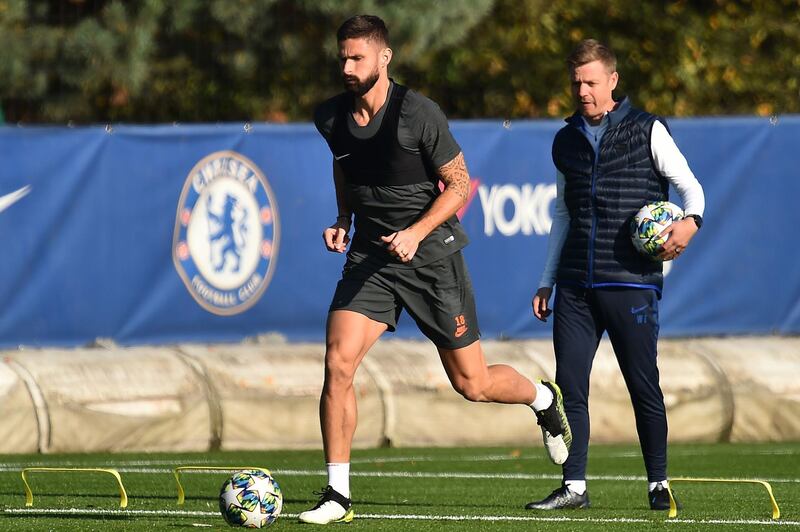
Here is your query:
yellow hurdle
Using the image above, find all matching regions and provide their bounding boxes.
[21,467,128,508]
[667,477,780,520]
[173,466,272,505]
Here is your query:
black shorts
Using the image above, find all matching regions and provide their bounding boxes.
[329,251,481,349]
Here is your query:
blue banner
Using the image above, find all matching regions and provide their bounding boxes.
[1,116,798,347]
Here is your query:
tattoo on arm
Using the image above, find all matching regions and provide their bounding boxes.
[437,152,469,202]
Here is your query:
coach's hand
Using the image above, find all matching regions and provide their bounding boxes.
[323,217,351,253]
[657,218,698,261]
[381,229,421,263]
[532,287,553,322]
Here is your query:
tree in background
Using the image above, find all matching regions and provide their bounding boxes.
[0,0,164,122]
[0,0,492,122]
[408,0,800,119]
[0,0,797,123]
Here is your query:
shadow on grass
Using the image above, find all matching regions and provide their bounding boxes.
[282,496,508,511]
[0,513,130,521]
[0,490,133,496]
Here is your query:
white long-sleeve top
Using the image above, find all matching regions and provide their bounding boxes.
[538,119,705,289]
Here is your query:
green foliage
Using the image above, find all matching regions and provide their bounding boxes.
[0,0,797,123]
[409,0,800,119]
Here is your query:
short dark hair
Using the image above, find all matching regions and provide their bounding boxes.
[567,39,617,72]
[336,15,389,46]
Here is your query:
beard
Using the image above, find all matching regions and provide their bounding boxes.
[343,69,380,97]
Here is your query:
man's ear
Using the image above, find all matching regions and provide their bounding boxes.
[609,71,619,91]
[381,47,393,68]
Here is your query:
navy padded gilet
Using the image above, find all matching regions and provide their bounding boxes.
[552,98,669,291]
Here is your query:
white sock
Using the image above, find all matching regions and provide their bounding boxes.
[530,382,554,411]
[649,480,669,492]
[565,480,587,495]
[326,463,350,498]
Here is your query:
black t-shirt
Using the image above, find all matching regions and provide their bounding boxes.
[314,83,468,268]
[314,82,461,167]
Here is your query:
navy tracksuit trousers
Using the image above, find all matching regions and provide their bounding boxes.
[553,285,668,482]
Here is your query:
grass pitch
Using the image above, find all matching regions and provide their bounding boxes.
[1,442,798,531]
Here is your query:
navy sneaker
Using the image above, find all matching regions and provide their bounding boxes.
[649,484,681,511]
[525,484,590,510]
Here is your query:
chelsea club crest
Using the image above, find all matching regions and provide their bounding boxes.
[173,151,280,315]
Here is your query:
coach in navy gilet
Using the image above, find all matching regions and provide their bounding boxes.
[527,39,705,512]
[553,97,670,292]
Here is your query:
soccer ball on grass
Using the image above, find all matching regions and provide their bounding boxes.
[630,201,684,260]
[219,469,283,528]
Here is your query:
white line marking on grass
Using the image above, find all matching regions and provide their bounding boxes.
[353,448,800,462]
[343,471,800,484]
[3,509,799,527]
[0,447,796,470]
[358,514,800,527]
[0,447,796,466]
[0,459,220,468]
[753,449,800,456]
[0,454,545,469]
[0,466,177,474]
[608,448,800,458]
[672,518,800,527]
[1,465,798,484]
[351,453,541,464]
[3,508,220,517]
[272,469,800,485]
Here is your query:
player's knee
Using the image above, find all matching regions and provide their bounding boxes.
[323,350,357,388]
[452,377,489,403]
